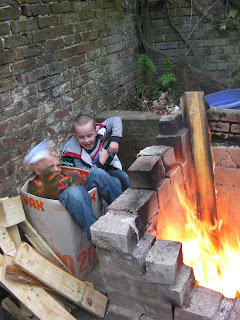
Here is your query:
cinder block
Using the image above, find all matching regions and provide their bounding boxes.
[96,234,155,277]
[166,165,184,192]
[108,188,159,236]
[159,112,183,135]
[127,156,165,189]
[156,128,190,163]
[108,304,142,320]
[90,211,139,254]
[137,145,177,172]
[211,298,235,319]
[158,264,196,307]
[174,286,223,320]
[228,298,240,319]
[107,289,173,320]
[145,240,183,285]
[156,178,172,208]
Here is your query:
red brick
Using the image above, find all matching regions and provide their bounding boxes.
[209,121,229,132]
[231,123,240,133]
[12,110,38,128]
[0,121,13,136]
[212,146,239,168]
[214,166,240,187]
[0,92,11,107]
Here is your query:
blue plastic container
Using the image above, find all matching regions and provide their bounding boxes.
[205,89,240,110]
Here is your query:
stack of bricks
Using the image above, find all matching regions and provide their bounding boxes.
[91,111,240,319]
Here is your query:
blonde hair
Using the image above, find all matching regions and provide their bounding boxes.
[49,146,61,158]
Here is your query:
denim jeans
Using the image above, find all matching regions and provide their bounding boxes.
[107,169,130,192]
[59,185,98,242]
[84,168,129,205]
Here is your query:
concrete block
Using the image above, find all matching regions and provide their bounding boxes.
[159,112,183,135]
[145,240,183,285]
[108,304,142,320]
[108,188,159,236]
[156,178,172,208]
[90,211,139,254]
[159,264,196,307]
[228,298,240,319]
[156,128,190,163]
[174,286,223,320]
[137,145,177,172]
[107,289,173,320]
[96,234,155,277]
[127,155,165,189]
[211,297,235,319]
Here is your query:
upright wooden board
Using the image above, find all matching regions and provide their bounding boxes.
[0,196,26,227]
[183,92,218,224]
[0,266,77,320]
[13,242,108,318]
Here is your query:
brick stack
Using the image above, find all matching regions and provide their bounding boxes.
[91,111,240,319]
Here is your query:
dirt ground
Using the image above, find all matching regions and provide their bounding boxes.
[0,264,111,320]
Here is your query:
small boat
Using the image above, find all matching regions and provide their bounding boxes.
[205,89,240,110]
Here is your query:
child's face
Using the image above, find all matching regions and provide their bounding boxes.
[34,156,61,178]
[74,122,97,150]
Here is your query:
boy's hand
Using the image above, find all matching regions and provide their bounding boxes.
[99,148,109,165]
[109,141,119,154]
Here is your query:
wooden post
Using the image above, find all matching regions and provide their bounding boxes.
[183,91,218,224]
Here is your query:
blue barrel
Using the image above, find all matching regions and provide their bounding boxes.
[205,89,240,110]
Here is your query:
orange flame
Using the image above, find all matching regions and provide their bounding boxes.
[155,185,240,299]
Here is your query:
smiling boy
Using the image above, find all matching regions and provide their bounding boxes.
[61,114,130,204]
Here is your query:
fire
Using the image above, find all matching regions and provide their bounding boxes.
[155,184,240,299]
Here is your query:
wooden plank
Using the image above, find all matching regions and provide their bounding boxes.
[2,297,35,320]
[19,219,72,273]
[0,225,16,256]
[183,92,218,224]
[6,224,21,248]
[0,195,26,227]
[0,266,77,320]
[13,242,108,318]
[4,255,49,289]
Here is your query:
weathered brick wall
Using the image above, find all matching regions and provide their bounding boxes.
[0,0,140,198]
[148,1,240,87]
[208,107,240,141]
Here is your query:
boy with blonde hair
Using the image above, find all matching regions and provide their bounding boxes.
[62,115,130,205]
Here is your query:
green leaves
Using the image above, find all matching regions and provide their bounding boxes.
[137,54,156,73]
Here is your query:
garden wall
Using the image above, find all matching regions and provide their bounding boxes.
[147,0,240,91]
[0,0,140,198]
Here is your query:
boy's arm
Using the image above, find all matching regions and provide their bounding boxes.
[101,116,122,143]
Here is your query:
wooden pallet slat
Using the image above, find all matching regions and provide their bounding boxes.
[13,242,108,318]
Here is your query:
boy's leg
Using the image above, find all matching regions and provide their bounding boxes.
[107,170,130,191]
[59,185,98,242]
[84,168,122,205]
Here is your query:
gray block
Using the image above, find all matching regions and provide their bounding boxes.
[174,286,223,320]
[145,240,183,285]
[90,211,139,254]
[127,155,165,189]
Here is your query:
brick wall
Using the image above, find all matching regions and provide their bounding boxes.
[148,1,240,88]
[0,0,140,198]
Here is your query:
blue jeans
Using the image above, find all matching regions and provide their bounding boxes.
[84,168,129,205]
[59,185,98,242]
[107,169,130,192]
